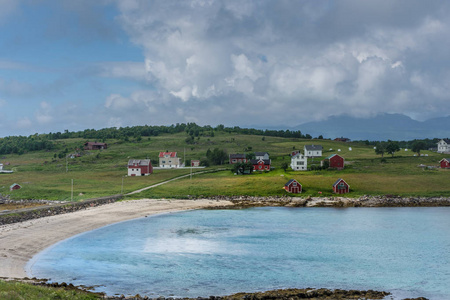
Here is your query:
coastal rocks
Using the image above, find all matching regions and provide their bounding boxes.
[205,195,450,208]
[0,195,123,226]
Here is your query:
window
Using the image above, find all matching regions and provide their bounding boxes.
[297,161,304,165]
[293,182,297,186]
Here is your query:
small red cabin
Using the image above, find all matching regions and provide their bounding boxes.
[191,160,200,167]
[440,158,450,169]
[10,183,21,191]
[333,178,350,194]
[284,179,302,193]
[322,154,345,170]
[251,158,271,171]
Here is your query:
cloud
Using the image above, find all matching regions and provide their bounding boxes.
[4,0,450,137]
[110,0,450,125]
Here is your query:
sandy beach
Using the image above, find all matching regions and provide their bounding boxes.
[0,199,233,279]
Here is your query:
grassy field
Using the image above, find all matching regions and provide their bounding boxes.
[1,132,449,200]
[0,280,100,300]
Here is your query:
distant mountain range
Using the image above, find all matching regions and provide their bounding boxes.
[291,114,450,141]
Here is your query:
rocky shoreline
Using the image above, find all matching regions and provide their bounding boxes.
[1,195,450,226]
[205,195,450,208]
[15,279,430,300]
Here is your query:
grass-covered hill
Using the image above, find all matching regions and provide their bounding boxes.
[0,128,448,200]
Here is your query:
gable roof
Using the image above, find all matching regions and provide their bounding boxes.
[440,139,450,144]
[291,152,305,159]
[254,152,269,156]
[159,152,177,158]
[10,183,21,188]
[325,154,343,160]
[304,145,323,151]
[285,179,301,187]
[84,142,107,146]
[333,178,348,187]
[250,159,271,165]
[128,159,151,166]
[229,154,246,159]
[440,158,450,162]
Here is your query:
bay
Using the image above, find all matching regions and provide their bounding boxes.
[28,207,450,299]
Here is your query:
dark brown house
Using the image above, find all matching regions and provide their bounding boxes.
[84,142,107,150]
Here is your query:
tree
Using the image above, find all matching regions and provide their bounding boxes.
[246,152,256,160]
[374,142,386,158]
[281,162,288,172]
[233,161,254,174]
[207,148,228,165]
[411,141,426,156]
[386,141,400,157]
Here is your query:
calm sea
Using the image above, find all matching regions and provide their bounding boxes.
[28,207,450,299]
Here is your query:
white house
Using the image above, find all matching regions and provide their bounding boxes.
[304,145,323,157]
[255,152,270,160]
[437,139,450,153]
[291,152,308,171]
[159,152,183,168]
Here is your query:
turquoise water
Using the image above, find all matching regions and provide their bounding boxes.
[29,207,450,299]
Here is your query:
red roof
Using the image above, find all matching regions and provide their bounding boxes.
[159,152,177,158]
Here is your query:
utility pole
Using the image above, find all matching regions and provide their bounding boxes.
[121,176,124,194]
[71,179,73,201]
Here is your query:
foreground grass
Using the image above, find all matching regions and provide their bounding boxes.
[0,280,100,300]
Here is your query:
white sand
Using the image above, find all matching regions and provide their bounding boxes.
[0,199,233,279]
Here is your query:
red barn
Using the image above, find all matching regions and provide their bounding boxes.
[128,159,153,176]
[284,179,302,193]
[333,178,350,194]
[251,158,271,171]
[84,142,107,150]
[322,154,345,170]
[440,158,450,169]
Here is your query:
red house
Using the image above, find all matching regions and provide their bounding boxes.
[128,159,153,176]
[284,179,302,193]
[440,158,450,169]
[229,154,248,164]
[191,160,200,167]
[84,142,107,150]
[251,158,271,171]
[333,178,350,194]
[322,154,345,170]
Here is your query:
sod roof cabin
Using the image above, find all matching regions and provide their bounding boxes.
[10,183,21,191]
[284,179,302,193]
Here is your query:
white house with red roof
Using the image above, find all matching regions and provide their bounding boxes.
[159,152,182,168]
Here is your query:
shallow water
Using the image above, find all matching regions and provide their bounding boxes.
[29,207,450,299]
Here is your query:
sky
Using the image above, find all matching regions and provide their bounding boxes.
[1,0,450,137]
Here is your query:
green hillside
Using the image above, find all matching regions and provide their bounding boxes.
[1,131,449,200]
